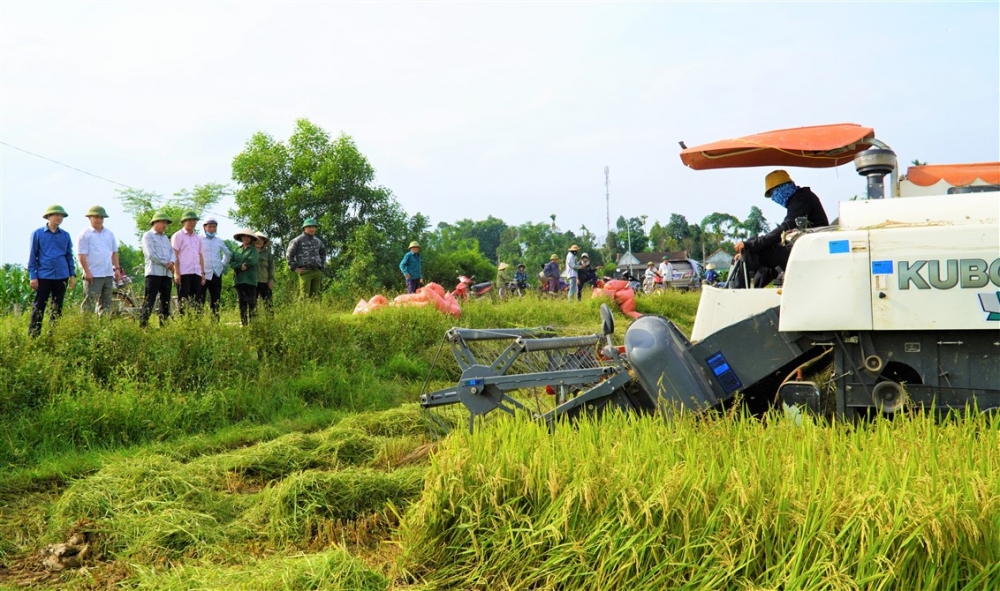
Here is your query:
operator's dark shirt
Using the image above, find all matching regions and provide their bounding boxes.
[744,186,829,253]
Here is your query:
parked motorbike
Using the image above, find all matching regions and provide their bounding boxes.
[452,275,494,299]
[499,280,529,298]
[618,270,642,293]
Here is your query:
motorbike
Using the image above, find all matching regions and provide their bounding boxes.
[618,270,642,293]
[499,280,529,298]
[452,275,494,299]
[642,272,666,295]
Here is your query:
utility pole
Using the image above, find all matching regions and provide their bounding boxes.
[604,166,610,240]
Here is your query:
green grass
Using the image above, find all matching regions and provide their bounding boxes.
[4,291,993,590]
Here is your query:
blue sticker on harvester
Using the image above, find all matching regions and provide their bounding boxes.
[828,240,849,254]
[871,260,893,275]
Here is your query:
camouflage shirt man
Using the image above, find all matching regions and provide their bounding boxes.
[285,218,326,298]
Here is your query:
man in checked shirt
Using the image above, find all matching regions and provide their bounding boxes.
[139,211,177,327]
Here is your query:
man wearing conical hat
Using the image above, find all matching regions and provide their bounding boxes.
[139,211,176,327]
[171,210,206,313]
[77,205,121,317]
[27,205,76,337]
[565,245,581,301]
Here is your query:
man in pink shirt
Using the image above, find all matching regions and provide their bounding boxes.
[171,210,206,313]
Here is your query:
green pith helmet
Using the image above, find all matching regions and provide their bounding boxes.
[302,218,319,228]
[150,211,172,225]
[180,210,199,222]
[85,205,109,218]
[409,241,420,249]
[42,205,69,219]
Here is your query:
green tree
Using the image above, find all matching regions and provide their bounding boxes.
[117,183,229,241]
[739,206,770,238]
[606,216,649,255]
[434,216,509,264]
[230,119,425,292]
[421,223,495,287]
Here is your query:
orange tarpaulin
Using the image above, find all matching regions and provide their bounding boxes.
[680,123,875,170]
[905,162,1000,187]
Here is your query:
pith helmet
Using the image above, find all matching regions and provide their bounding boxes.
[550,254,559,261]
[302,218,319,228]
[149,211,172,225]
[647,261,654,266]
[180,210,199,222]
[42,205,69,219]
[85,205,109,218]
[764,169,793,197]
[234,229,256,241]
[408,241,420,249]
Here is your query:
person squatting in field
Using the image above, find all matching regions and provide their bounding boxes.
[27,205,76,337]
[285,218,326,299]
[77,205,121,317]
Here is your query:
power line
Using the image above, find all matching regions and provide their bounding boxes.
[0,140,237,221]
[0,140,136,189]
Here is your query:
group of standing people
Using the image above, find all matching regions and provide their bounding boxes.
[137,210,276,327]
[26,204,290,335]
[540,245,597,301]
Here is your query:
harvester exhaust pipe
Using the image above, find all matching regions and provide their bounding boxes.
[854,146,897,199]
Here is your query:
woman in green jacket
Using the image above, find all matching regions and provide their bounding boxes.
[231,230,259,325]
[254,232,276,313]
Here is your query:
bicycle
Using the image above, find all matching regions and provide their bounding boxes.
[111,267,142,318]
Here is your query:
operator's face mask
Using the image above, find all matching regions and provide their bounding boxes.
[769,182,797,207]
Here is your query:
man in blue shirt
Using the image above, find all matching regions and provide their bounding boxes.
[28,205,76,337]
[399,241,423,293]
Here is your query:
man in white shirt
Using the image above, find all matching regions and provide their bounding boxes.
[77,205,121,316]
[198,217,231,318]
[657,256,674,290]
[565,244,580,301]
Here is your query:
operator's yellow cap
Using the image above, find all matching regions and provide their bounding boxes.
[764,169,793,197]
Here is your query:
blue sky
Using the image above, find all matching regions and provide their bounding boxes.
[2,1,997,264]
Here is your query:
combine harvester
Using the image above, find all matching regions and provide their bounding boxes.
[421,124,1000,427]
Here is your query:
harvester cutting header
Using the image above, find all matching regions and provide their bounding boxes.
[422,124,1000,427]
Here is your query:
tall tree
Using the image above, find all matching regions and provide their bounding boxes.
[230,119,424,290]
[607,216,649,255]
[117,183,229,241]
[739,206,770,238]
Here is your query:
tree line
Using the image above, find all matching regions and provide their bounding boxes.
[8,118,769,300]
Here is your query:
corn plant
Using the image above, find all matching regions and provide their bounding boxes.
[0,264,33,313]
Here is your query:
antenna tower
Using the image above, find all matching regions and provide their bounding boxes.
[604,165,610,239]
